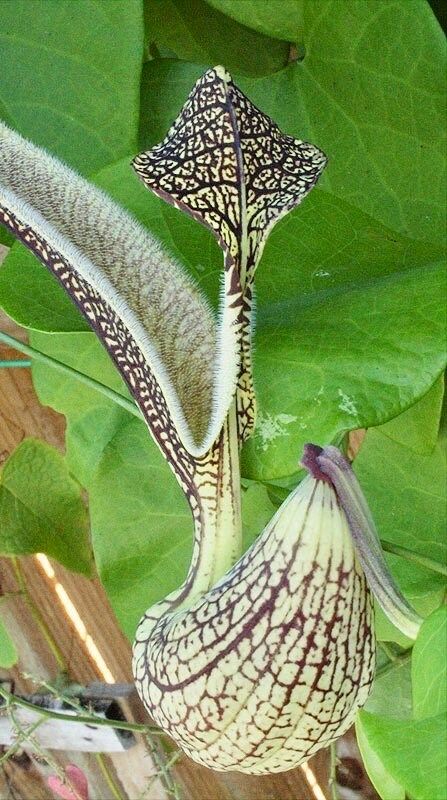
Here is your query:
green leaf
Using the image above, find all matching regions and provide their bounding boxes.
[357,710,447,800]
[0,616,18,668]
[66,405,131,489]
[365,657,413,720]
[89,416,191,638]
[0,245,89,332]
[204,0,304,41]
[0,0,143,174]
[377,375,445,455]
[246,262,446,479]
[236,2,444,247]
[29,331,131,487]
[0,438,92,576]
[412,606,447,718]
[354,392,447,645]
[356,716,405,800]
[144,0,289,77]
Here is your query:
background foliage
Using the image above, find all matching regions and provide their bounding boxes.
[0,1,445,797]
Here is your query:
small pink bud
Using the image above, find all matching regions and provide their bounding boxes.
[47,764,89,800]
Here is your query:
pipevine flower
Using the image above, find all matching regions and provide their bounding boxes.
[0,66,421,774]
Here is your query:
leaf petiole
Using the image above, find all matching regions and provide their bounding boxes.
[0,331,142,420]
[380,540,447,577]
[0,686,161,734]
[0,358,31,367]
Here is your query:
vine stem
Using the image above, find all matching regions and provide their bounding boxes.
[380,540,447,577]
[0,715,44,765]
[0,331,141,419]
[329,742,339,800]
[143,735,183,800]
[6,700,86,800]
[0,687,160,734]
[22,680,180,800]
[11,557,67,672]
[0,358,31,367]
[95,753,123,800]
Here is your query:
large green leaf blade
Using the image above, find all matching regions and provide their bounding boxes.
[144,0,289,77]
[297,0,446,246]
[357,710,447,800]
[204,0,304,41]
[0,617,18,668]
[246,262,446,479]
[30,331,132,487]
[356,716,405,800]
[89,417,192,638]
[0,0,144,173]
[354,389,446,645]
[0,438,92,576]
[412,606,447,719]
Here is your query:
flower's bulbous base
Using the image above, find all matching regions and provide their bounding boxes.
[133,477,375,773]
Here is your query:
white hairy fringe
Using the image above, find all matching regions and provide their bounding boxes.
[0,122,240,456]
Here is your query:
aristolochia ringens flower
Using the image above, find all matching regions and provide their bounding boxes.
[0,67,421,773]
